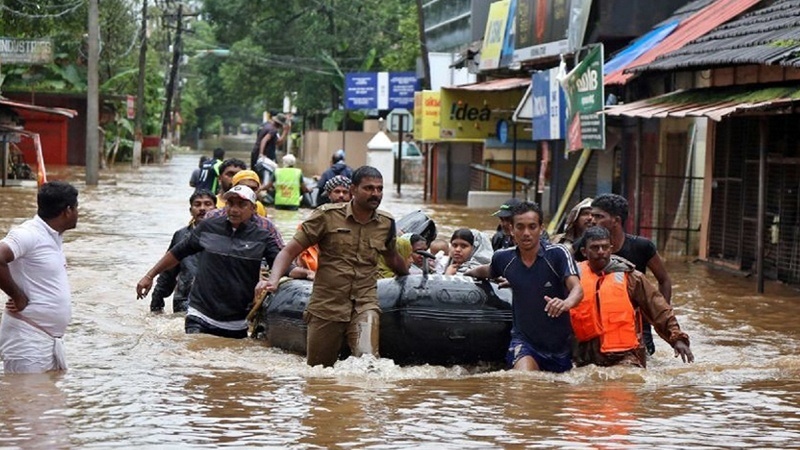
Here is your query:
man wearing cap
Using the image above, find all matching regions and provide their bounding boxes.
[491,198,522,251]
[230,169,268,217]
[251,114,291,170]
[136,185,310,338]
[264,166,409,367]
[268,153,308,210]
[315,150,353,206]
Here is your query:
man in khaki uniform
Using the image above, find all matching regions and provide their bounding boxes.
[264,166,409,367]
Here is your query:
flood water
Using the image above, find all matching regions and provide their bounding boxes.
[1,147,799,449]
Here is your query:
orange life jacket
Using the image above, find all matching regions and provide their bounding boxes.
[571,261,640,353]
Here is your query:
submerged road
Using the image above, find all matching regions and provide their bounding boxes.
[0,150,798,448]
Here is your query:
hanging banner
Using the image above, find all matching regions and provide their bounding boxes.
[561,44,605,151]
[479,0,511,71]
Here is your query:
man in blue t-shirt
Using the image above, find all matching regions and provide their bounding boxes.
[467,201,582,373]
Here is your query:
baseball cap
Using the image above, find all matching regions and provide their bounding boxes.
[273,113,287,127]
[492,197,522,218]
[222,185,257,204]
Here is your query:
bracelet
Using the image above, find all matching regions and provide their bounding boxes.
[143,274,153,280]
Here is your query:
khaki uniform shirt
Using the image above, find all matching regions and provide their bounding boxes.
[293,202,396,322]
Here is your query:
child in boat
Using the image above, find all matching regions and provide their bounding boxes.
[445,229,492,275]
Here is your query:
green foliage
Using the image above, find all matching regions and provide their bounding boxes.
[183,0,421,134]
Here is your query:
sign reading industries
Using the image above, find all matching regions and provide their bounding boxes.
[562,45,605,151]
[531,68,566,140]
[0,37,53,64]
[345,72,419,110]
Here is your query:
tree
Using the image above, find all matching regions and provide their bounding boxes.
[182,0,420,135]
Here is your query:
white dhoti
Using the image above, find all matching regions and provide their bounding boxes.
[0,312,67,374]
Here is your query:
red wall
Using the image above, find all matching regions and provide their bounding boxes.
[15,110,70,165]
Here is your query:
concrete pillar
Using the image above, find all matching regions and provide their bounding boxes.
[366,131,395,187]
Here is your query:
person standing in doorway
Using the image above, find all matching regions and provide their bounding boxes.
[0,181,79,373]
[466,201,582,373]
[263,166,409,367]
[584,193,672,356]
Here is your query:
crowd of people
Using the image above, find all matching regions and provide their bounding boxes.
[0,136,693,374]
[136,138,695,373]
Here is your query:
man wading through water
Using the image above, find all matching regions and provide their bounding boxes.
[263,166,408,367]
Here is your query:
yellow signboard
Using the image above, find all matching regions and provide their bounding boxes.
[414,91,441,142]
[479,0,511,71]
[439,87,525,141]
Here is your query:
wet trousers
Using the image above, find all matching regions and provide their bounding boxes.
[305,309,379,367]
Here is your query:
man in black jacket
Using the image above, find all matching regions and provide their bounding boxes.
[136,185,310,338]
[149,190,216,314]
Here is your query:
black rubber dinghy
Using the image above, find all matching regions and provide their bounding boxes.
[253,274,513,366]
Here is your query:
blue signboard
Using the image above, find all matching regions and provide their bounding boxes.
[531,68,566,140]
[345,72,378,109]
[388,72,418,109]
[345,72,418,110]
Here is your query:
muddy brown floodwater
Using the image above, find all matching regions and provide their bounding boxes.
[0,149,799,449]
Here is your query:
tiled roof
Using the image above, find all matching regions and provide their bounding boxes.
[605,0,762,85]
[631,0,800,72]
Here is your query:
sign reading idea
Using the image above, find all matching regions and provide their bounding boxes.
[345,72,418,110]
[0,37,53,64]
[561,45,605,151]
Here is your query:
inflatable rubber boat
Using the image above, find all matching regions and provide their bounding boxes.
[253,274,513,366]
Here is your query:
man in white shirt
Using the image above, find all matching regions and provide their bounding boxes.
[0,181,79,373]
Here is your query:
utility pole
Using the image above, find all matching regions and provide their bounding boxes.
[160,3,183,164]
[85,0,100,185]
[132,0,148,169]
[415,0,431,90]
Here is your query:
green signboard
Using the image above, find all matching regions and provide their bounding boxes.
[562,44,605,151]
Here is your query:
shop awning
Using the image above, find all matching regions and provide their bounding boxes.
[0,97,78,118]
[443,77,530,92]
[603,85,800,121]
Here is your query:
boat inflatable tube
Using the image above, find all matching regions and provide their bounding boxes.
[254,274,513,366]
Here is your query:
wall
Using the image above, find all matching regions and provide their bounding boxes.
[302,130,369,177]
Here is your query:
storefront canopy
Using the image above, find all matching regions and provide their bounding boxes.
[0,97,78,118]
[603,85,800,121]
